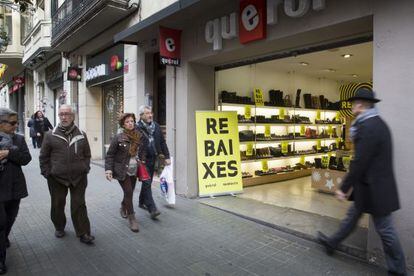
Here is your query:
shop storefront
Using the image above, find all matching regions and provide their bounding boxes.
[115,0,414,268]
[8,75,25,133]
[46,59,64,125]
[85,44,124,155]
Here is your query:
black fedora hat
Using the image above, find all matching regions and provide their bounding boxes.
[348,88,381,103]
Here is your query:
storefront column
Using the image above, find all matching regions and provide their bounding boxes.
[78,55,103,159]
[170,62,215,198]
[372,0,414,267]
[124,45,146,113]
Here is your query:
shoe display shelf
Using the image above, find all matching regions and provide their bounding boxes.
[219,101,344,187]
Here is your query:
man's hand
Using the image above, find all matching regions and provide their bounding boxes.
[0,150,9,160]
[105,170,113,181]
[335,189,346,201]
[36,133,41,137]
[165,159,171,165]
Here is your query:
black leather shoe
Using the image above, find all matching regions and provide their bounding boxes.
[0,262,7,275]
[317,231,335,255]
[138,203,147,210]
[5,238,9,248]
[150,210,161,220]
[55,230,66,238]
[79,234,95,245]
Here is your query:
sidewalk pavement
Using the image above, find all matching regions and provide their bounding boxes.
[5,148,386,275]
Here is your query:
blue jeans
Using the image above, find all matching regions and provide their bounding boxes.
[329,204,406,275]
[138,160,157,212]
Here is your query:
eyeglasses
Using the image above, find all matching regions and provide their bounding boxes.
[1,120,18,126]
[58,113,73,117]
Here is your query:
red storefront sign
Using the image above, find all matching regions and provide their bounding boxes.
[9,76,24,94]
[159,26,182,66]
[67,67,82,81]
[239,0,267,44]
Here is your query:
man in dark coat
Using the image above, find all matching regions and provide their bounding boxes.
[317,88,406,276]
[0,108,32,274]
[136,105,171,219]
[39,105,95,245]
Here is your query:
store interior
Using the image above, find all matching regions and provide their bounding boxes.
[215,41,372,227]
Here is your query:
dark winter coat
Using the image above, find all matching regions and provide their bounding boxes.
[27,118,36,137]
[39,126,91,187]
[0,134,32,202]
[136,121,170,162]
[105,131,147,181]
[340,116,400,216]
[33,117,53,134]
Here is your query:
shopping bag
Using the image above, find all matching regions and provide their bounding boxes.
[159,158,175,206]
[137,163,150,181]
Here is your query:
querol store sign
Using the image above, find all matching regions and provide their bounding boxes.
[196,111,243,197]
[205,0,326,51]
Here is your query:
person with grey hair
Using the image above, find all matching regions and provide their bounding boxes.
[39,105,95,245]
[0,108,32,274]
[136,105,170,219]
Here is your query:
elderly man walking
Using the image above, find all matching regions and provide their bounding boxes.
[317,88,406,276]
[39,105,95,245]
[0,108,32,274]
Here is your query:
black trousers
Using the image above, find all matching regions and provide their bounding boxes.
[0,199,20,263]
[139,160,157,212]
[31,137,36,148]
[329,204,406,275]
[118,175,137,215]
[47,176,91,237]
[35,135,43,148]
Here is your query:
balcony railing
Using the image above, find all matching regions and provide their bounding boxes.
[52,0,94,38]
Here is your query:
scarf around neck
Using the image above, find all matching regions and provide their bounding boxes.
[58,122,76,138]
[123,128,140,157]
[350,107,379,141]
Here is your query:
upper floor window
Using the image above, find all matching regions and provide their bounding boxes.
[0,7,13,46]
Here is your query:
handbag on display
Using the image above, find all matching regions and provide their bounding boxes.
[137,163,151,181]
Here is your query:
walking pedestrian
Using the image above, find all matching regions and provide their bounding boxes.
[39,105,95,245]
[136,105,170,219]
[317,88,406,276]
[0,108,32,274]
[33,111,53,148]
[27,115,37,148]
[105,113,146,232]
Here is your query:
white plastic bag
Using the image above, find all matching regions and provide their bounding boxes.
[159,158,175,206]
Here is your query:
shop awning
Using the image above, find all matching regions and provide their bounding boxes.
[114,0,222,44]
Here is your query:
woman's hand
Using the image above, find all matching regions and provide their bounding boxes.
[36,133,41,137]
[105,170,113,181]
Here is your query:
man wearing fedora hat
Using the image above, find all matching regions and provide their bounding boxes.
[317,88,406,275]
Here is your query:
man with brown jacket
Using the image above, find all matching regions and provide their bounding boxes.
[39,105,95,245]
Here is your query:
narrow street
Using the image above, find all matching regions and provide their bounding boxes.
[5,148,384,275]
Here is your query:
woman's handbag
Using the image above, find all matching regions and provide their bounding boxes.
[137,163,151,181]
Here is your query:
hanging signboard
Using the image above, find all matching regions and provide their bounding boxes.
[159,26,182,66]
[196,111,243,197]
[67,67,82,81]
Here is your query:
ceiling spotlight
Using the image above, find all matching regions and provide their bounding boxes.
[351,74,358,78]
[300,62,309,66]
[324,68,336,72]
[342,54,353,59]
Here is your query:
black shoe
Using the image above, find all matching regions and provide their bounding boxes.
[79,234,95,245]
[317,231,335,255]
[150,210,161,220]
[0,262,6,275]
[138,203,147,210]
[55,230,66,238]
[5,238,9,248]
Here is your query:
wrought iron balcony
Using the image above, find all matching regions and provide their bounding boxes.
[51,0,137,50]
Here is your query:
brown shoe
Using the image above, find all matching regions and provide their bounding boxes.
[79,234,95,245]
[55,230,66,238]
[127,214,139,232]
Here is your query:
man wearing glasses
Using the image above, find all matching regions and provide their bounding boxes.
[39,105,95,245]
[0,108,32,274]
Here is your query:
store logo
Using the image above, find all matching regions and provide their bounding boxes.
[339,82,373,118]
[239,0,266,44]
[165,37,176,52]
[159,26,182,66]
[110,55,123,72]
[86,64,108,81]
[205,0,326,51]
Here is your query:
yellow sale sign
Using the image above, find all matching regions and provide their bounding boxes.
[195,111,243,197]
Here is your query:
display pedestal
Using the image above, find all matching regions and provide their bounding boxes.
[311,169,347,194]
[243,169,312,187]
